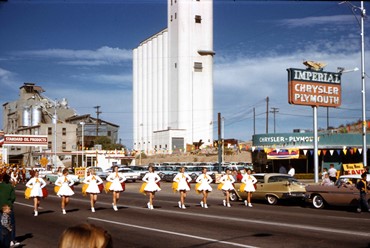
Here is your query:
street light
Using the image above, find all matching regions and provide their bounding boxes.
[140,123,143,165]
[80,122,85,167]
[340,1,367,167]
[52,99,58,168]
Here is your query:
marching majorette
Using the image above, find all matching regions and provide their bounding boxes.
[240,168,257,207]
[55,168,75,215]
[106,165,126,211]
[25,171,47,216]
[173,167,192,209]
[195,167,213,208]
[82,168,104,212]
[141,166,161,209]
[219,168,235,207]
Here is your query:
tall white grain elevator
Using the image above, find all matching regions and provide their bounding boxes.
[133,0,214,154]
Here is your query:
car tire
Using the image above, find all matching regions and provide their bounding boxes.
[312,194,325,209]
[229,192,238,202]
[266,195,278,205]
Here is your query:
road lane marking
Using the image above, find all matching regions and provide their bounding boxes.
[88,217,259,248]
[15,202,43,209]
[14,190,370,237]
[147,208,370,238]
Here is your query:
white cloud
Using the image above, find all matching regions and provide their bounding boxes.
[278,15,355,28]
[213,45,367,140]
[15,46,132,66]
[0,67,18,90]
[71,73,132,87]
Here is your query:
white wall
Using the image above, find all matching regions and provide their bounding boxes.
[133,0,214,154]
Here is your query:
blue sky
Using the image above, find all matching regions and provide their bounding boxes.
[1,0,369,149]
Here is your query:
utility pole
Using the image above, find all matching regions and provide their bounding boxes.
[218,113,222,173]
[266,96,269,134]
[270,107,279,133]
[253,107,256,135]
[94,106,101,137]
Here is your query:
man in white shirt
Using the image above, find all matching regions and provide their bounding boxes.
[328,164,337,183]
[288,165,295,177]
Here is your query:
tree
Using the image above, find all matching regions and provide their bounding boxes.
[93,136,124,150]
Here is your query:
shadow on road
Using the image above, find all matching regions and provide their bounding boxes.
[16,232,33,246]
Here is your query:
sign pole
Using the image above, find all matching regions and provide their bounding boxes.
[313,106,319,183]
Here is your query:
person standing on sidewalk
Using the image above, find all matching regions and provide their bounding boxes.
[356,172,370,213]
[0,173,20,247]
[25,171,47,216]
[328,164,337,183]
[195,167,213,208]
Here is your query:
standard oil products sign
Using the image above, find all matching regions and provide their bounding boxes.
[287,68,341,107]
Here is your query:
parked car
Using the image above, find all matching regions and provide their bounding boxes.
[86,166,107,180]
[229,173,306,205]
[128,165,149,180]
[45,169,80,185]
[118,167,140,182]
[157,165,181,180]
[305,174,370,209]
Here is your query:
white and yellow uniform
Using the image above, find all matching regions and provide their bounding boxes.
[219,174,235,191]
[106,172,126,192]
[142,172,161,192]
[83,175,103,194]
[195,174,213,192]
[241,174,257,192]
[55,175,75,196]
[26,176,47,197]
[173,172,192,191]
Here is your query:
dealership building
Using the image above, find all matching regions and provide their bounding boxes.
[251,131,369,174]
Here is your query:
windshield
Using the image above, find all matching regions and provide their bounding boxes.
[268,176,298,183]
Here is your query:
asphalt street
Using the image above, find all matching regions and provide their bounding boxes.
[12,182,370,248]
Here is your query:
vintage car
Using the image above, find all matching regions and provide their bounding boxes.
[45,169,80,185]
[305,174,370,209]
[117,167,140,182]
[85,166,107,180]
[230,173,306,205]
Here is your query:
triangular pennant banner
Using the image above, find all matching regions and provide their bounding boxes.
[322,150,327,156]
[252,146,255,152]
[329,150,334,156]
[350,149,354,155]
[310,150,313,156]
[303,150,307,155]
[354,147,357,154]
[336,150,341,155]
[343,149,347,155]
[318,150,321,156]
[358,148,362,154]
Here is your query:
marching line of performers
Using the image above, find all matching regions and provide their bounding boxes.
[24,166,257,215]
